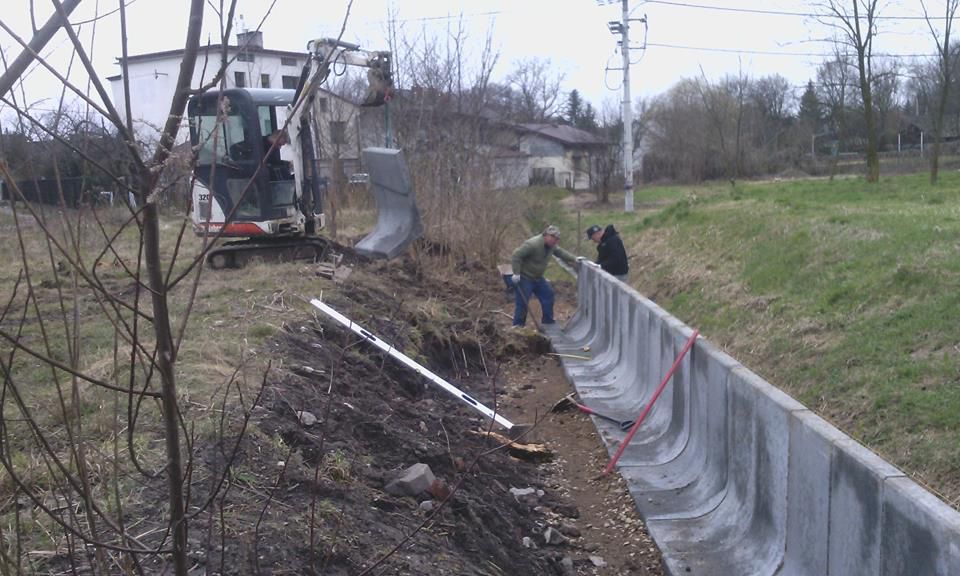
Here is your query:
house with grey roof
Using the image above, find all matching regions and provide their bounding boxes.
[508,123,611,190]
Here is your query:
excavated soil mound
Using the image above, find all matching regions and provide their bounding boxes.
[235,261,578,575]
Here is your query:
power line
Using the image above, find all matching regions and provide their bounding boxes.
[70,0,142,26]
[642,0,950,21]
[646,41,936,59]
[360,10,505,27]
[398,10,505,22]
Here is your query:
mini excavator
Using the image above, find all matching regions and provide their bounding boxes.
[187,38,422,268]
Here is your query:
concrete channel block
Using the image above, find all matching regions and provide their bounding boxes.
[591,319,696,466]
[561,261,591,330]
[580,288,663,405]
[880,477,960,575]
[354,148,423,259]
[779,411,846,576]
[574,295,642,391]
[624,338,738,522]
[554,265,601,351]
[645,366,802,575]
[549,266,960,575]
[828,436,904,576]
[564,281,623,380]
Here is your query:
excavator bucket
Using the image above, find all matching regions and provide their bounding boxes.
[355,147,423,259]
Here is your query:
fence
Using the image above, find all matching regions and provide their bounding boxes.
[1,177,85,208]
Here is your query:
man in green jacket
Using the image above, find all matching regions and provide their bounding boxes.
[510,225,578,327]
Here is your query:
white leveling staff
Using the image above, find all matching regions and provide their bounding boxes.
[310,299,515,430]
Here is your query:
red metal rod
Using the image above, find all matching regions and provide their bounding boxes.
[603,329,699,475]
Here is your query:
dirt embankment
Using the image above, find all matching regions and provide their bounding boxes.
[191,256,663,575]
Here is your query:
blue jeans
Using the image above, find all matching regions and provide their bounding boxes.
[513,277,555,326]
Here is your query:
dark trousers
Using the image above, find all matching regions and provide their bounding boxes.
[513,277,555,326]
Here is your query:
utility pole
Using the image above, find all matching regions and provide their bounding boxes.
[602,1,644,212]
[620,0,634,212]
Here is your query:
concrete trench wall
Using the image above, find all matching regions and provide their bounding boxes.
[546,262,960,575]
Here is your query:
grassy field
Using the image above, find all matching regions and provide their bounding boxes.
[0,202,382,569]
[537,173,960,506]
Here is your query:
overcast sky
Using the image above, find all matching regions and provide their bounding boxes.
[0,0,947,120]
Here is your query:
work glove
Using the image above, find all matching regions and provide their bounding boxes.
[511,274,521,286]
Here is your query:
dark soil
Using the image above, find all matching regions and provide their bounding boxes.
[75,255,664,576]
[208,256,663,575]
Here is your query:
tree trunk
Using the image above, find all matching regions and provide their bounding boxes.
[142,199,189,576]
[932,109,944,185]
[858,54,880,183]
[927,0,957,185]
[138,1,205,574]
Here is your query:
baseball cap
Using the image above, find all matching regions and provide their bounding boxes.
[585,225,602,238]
[543,225,561,238]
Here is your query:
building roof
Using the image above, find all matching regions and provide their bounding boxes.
[516,123,609,147]
[114,43,305,66]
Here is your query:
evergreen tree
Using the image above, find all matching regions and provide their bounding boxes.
[798,80,822,131]
[577,102,599,131]
[566,89,583,126]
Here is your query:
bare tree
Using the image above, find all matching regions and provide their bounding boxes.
[0,2,283,574]
[641,78,719,182]
[749,74,795,151]
[816,0,885,182]
[817,49,854,179]
[921,0,960,183]
[871,57,902,151]
[696,66,747,186]
[507,57,565,123]
[593,98,628,202]
[0,0,81,97]
[384,15,523,267]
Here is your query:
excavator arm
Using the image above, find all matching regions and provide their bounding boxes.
[308,38,392,107]
[284,38,421,259]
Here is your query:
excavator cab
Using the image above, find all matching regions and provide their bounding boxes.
[189,88,306,238]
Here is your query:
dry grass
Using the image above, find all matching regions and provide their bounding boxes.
[0,202,329,561]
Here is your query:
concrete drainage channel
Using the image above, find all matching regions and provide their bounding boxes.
[546,261,960,575]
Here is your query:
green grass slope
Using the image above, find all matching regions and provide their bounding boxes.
[539,174,960,506]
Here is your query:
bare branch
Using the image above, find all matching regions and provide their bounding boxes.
[0,0,81,98]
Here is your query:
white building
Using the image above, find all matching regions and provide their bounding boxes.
[108,31,307,144]
[511,124,610,190]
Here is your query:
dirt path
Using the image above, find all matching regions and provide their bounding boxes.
[496,279,664,576]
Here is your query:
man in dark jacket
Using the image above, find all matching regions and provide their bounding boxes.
[586,224,629,282]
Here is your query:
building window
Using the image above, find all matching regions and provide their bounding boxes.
[318,98,328,113]
[234,71,246,88]
[530,167,555,186]
[236,52,255,62]
[261,74,270,88]
[281,56,297,66]
[282,75,299,89]
[330,121,346,145]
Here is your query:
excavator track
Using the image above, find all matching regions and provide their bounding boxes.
[206,236,330,269]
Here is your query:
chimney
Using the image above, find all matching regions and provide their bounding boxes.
[237,30,263,49]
